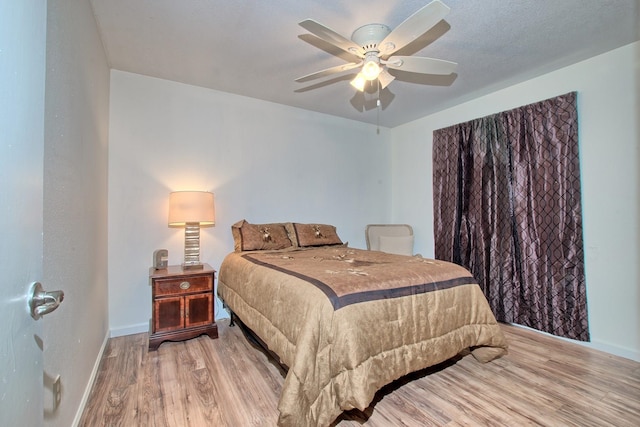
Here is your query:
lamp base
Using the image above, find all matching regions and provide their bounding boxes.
[182,223,204,270]
[181,262,204,270]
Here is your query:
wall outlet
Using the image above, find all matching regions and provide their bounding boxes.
[52,374,61,410]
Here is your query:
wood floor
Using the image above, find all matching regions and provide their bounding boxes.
[79,320,640,426]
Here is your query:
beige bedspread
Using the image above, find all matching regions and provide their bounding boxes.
[218,246,507,427]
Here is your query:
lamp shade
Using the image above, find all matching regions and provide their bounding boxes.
[168,191,215,227]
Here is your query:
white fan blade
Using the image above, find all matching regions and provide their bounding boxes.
[299,19,365,57]
[384,56,457,75]
[378,0,450,58]
[295,61,363,82]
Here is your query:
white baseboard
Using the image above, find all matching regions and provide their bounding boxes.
[587,339,640,362]
[509,323,640,362]
[71,330,109,427]
[109,322,148,338]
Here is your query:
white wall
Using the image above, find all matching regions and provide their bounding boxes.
[108,70,391,335]
[43,0,110,425]
[391,42,640,361]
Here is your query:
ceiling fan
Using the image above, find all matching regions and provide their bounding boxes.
[295,0,457,92]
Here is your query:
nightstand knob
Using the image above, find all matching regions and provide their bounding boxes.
[179,281,191,290]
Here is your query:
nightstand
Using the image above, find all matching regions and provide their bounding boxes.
[148,263,218,351]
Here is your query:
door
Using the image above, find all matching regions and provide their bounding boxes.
[0,0,47,425]
[185,293,213,327]
[155,296,185,332]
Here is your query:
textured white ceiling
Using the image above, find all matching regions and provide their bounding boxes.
[90,0,639,127]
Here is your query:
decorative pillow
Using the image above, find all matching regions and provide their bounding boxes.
[378,235,414,256]
[290,223,343,247]
[231,219,293,252]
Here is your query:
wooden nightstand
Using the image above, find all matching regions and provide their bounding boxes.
[148,264,218,351]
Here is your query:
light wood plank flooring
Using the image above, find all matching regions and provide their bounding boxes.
[79,320,640,426]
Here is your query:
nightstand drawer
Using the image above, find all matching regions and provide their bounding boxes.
[154,275,212,297]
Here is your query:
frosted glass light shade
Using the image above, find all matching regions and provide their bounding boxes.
[350,73,366,91]
[361,59,381,80]
[378,68,395,89]
[168,191,215,227]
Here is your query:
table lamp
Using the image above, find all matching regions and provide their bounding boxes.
[168,191,215,270]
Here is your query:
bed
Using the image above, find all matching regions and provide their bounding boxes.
[217,220,508,427]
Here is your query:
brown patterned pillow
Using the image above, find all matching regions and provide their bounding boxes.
[289,223,343,247]
[231,220,293,252]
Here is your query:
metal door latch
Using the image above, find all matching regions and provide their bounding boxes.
[28,282,64,320]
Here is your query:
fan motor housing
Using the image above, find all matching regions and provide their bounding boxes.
[351,23,391,51]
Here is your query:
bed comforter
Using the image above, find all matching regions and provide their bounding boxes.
[217,245,507,427]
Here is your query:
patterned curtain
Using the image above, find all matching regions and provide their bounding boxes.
[433,92,589,341]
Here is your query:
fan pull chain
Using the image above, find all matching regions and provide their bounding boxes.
[376,99,381,134]
[376,80,381,134]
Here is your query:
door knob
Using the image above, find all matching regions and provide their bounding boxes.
[29,282,64,320]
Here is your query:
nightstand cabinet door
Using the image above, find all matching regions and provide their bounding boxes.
[154,296,185,332]
[185,293,213,328]
[148,264,218,351]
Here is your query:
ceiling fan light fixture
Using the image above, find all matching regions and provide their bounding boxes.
[350,73,366,91]
[361,59,381,80]
[296,1,457,98]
